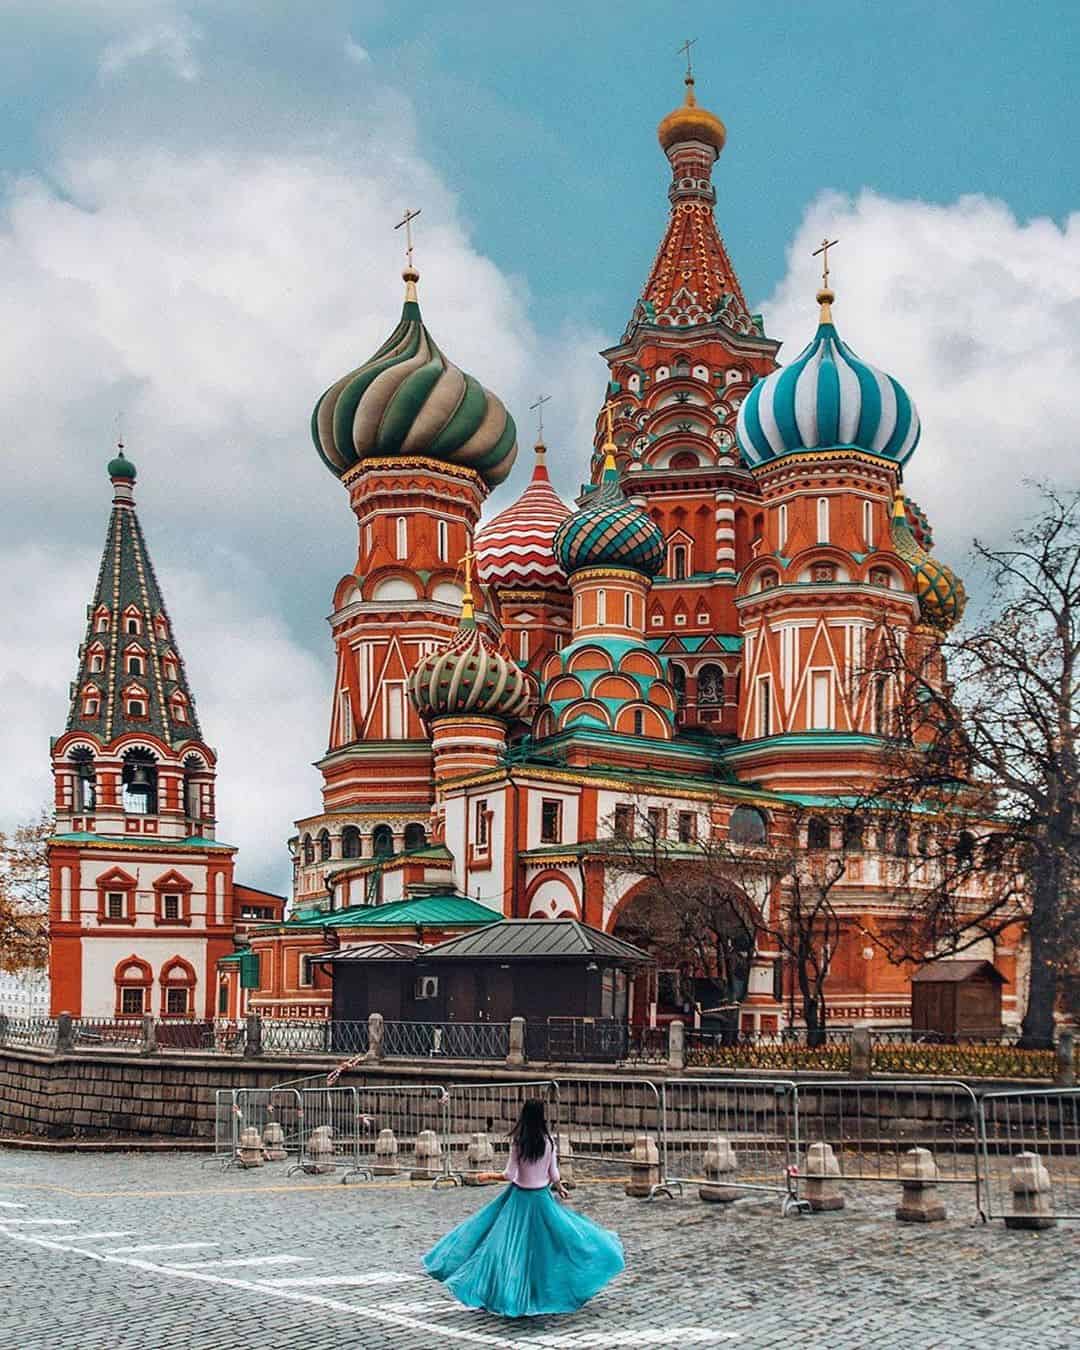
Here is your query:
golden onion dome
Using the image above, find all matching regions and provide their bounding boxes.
[658,76,727,155]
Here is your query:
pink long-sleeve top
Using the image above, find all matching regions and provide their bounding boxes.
[503,1137,560,1189]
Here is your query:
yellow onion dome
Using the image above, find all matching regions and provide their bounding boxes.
[658,76,727,156]
[890,491,967,631]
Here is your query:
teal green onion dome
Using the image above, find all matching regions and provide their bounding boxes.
[736,291,920,468]
[107,448,136,481]
[408,602,532,723]
[890,491,966,631]
[311,271,518,487]
[553,448,665,579]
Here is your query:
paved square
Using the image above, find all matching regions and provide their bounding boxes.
[0,1148,1076,1349]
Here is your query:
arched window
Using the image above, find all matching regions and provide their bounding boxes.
[127,654,143,676]
[121,749,157,815]
[404,823,428,851]
[183,754,203,821]
[806,817,830,850]
[817,497,830,544]
[863,499,874,549]
[669,663,686,709]
[596,590,607,625]
[670,544,688,580]
[955,831,976,867]
[873,675,889,735]
[96,612,110,634]
[729,806,767,845]
[372,824,394,858]
[670,451,699,470]
[518,630,529,662]
[341,826,362,859]
[437,519,449,562]
[777,503,788,552]
[698,664,723,705]
[894,825,910,857]
[624,593,634,628]
[302,833,315,865]
[170,694,187,724]
[159,957,197,1018]
[842,816,865,852]
[760,570,779,590]
[395,517,408,559]
[69,747,96,810]
[318,829,331,862]
[632,709,645,735]
[114,956,152,1017]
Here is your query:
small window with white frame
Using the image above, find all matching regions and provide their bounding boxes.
[540,798,562,844]
[395,516,408,559]
[862,499,874,549]
[817,497,830,543]
[474,799,489,849]
[756,676,772,738]
[437,519,449,562]
[298,954,314,988]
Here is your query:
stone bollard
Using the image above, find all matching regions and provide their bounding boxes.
[305,1125,336,1174]
[243,1013,262,1060]
[699,1135,739,1204]
[668,1019,686,1072]
[411,1128,443,1181]
[463,1132,496,1185]
[557,1134,576,1191]
[506,1016,526,1069]
[140,1014,157,1056]
[850,1023,872,1079]
[1055,1031,1075,1087]
[1004,1152,1057,1230]
[373,1128,400,1176]
[56,1012,74,1054]
[261,1120,287,1161]
[625,1132,661,1198]
[237,1125,265,1168]
[896,1147,946,1223]
[366,1012,384,1063]
[803,1141,844,1212]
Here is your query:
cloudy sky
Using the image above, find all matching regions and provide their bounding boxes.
[2,1,1077,894]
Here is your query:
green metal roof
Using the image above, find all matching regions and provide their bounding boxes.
[270,893,501,932]
[50,832,235,850]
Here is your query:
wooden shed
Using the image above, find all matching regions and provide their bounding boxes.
[910,959,1007,1040]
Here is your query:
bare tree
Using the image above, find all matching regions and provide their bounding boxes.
[0,809,52,972]
[866,485,1080,1046]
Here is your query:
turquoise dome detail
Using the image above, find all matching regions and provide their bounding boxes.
[107,450,136,481]
[736,306,920,468]
[553,460,664,578]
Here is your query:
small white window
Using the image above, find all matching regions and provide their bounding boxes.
[674,613,687,626]
[395,516,408,559]
[364,523,373,556]
[518,630,529,662]
[338,689,354,743]
[172,700,187,723]
[757,677,772,738]
[96,615,109,633]
[596,590,607,626]
[624,593,633,628]
[810,671,832,729]
[90,654,104,673]
[817,497,830,544]
[474,799,489,848]
[437,519,449,562]
[554,633,565,650]
[385,683,406,739]
[651,614,664,627]
[862,500,874,549]
[777,503,788,552]
[127,699,145,717]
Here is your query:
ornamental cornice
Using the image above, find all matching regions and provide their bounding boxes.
[570,565,651,587]
[343,456,485,491]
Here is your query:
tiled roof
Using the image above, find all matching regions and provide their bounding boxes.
[423,918,652,964]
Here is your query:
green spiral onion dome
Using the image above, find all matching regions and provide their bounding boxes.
[890,491,966,630]
[311,274,518,487]
[408,609,532,723]
[553,454,665,578]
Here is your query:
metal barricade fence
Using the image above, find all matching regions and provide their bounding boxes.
[440,1081,559,1184]
[551,1077,662,1184]
[661,1078,802,1208]
[978,1088,1080,1222]
[347,1084,451,1184]
[209,1087,303,1167]
[289,1087,372,1179]
[796,1078,982,1209]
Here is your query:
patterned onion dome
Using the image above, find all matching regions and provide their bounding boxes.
[657,75,726,154]
[474,442,571,590]
[890,492,966,631]
[736,296,920,468]
[553,450,664,579]
[408,608,532,723]
[311,275,518,487]
[903,496,934,551]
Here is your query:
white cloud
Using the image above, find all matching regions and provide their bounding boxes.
[757,190,1080,568]
[0,116,605,893]
[100,14,201,82]
[344,36,370,66]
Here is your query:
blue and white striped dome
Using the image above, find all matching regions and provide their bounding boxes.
[736,307,920,468]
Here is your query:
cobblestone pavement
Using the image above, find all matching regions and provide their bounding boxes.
[0,1149,1076,1350]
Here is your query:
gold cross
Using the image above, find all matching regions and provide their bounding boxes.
[458,548,477,621]
[677,37,696,79]
[394,207,422,270]
[812,237,839,290]
[529,394,551,440]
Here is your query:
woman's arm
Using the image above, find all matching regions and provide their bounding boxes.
[503,1141,519,1184]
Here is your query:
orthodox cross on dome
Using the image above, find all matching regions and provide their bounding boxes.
[529,393,551,446]
[677,36,697,78]
[395,207,422,299]
[812,236,839,321]
[458,548,477,623]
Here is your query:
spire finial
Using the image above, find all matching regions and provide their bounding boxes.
[395,207,422,301]
[812,236,839,322]
[677,36,697,86]
[529,393,551,453]
[601,400,618,473]
[458,548,477,624]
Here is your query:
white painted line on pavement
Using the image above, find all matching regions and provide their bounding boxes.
[0,1218,79,1226]
[382,1299,469,1315]
[528,1334,737,1347]
[60,1232,138,1242]
[258,1273,423,1288]
[105,1241,218,1254]
[0,1202,27,1209]
[169,1253,310,1270]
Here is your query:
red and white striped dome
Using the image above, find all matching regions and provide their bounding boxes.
[475,443,571,590]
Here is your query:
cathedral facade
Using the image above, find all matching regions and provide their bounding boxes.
[277,74,1016,1032]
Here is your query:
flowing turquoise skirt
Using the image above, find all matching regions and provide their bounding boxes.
[423,1183,625,1318]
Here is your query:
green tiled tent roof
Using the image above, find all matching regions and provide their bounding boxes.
[273,893,500,931]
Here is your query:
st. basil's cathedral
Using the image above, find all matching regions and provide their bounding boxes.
[47,73,1019,1033]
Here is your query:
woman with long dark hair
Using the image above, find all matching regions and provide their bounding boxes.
[423,1097,624,1317]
